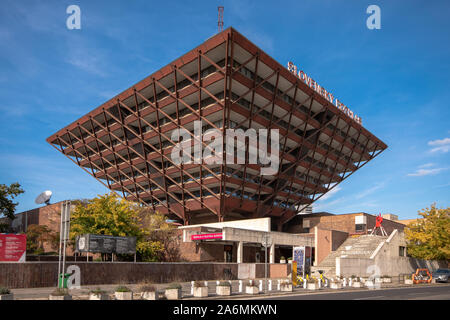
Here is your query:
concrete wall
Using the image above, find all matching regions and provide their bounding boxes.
[337,257,447,278]
[336,230,447,277]
[0,262,290,289]
[180,218,271,232]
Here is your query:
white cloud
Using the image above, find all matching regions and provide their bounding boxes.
[428,137,450,153]
[407,168,446,177]
[318,186,341,201]
[355,182,386,200]
[418,163,435,168]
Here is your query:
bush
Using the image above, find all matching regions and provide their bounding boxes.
[247,280,257,286]
[280,256,285,260]
[217,281,231,287]
[0,287,11,295]
[90,288,107,295]
[115,286,131,292]
[193,281,206,288]
[51,288,69,296]
[138,284,156,292]
[166,283,182,290]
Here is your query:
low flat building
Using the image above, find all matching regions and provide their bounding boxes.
[179,218,314,263]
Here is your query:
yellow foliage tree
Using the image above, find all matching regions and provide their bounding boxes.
[70,193,166,261]
[405,204,450,260]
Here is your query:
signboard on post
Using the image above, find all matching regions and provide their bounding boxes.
[0,234,26,262]
[293,246,305,277]
[76,234,136,254]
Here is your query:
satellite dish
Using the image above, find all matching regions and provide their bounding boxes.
[35,190,52,205]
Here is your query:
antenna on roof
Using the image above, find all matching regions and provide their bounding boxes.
[35,190,52,206]
[218,6,224,32]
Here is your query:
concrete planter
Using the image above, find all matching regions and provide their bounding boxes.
[352,282,362,288]
[382,277,392,283]
[216,286,231,296]
[245,286,259,295]
[89,293,109,300]
[165,288,182,300]
[365,280,375,288]
[115,291,133,300]
[49,294,72,300]
[330,283,342,289]
[307,283,319,290]
[141,291,159,300]
[193,287,208,298]
[404,279,413,285]
[0,293,14,300]
[280,259,286,264]
[280,284,293,292]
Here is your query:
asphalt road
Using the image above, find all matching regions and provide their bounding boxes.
[260,283,450,300]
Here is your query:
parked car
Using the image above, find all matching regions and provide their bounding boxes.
[432,269,450,283]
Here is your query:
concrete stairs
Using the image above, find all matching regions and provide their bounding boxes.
[311,235,388,277]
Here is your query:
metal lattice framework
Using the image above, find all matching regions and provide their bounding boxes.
[47,28,387,229]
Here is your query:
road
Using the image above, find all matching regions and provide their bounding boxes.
[259,283,450,300]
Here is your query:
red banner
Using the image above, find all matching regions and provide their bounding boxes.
[0,234,27,262]
[191,233,223,241]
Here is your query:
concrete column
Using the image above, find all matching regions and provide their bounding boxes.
[269,243,275,264]
[314,226,318,266]
[237,241,244,263]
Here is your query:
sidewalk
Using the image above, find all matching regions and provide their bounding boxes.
[9,279,440,300]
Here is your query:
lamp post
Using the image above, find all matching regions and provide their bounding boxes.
[261,233,272,293]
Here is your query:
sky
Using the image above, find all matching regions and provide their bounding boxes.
[0,0,449,219]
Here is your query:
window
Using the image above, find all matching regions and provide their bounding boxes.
[355,224,365,232]
[399,246,406,257]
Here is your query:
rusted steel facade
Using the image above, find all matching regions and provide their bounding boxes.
[47,28,387,229]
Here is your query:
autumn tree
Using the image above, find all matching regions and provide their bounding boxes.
[26,224,56,254]
[70,193,165,262]
[0,182,24,220]
[405,204,450,260]
[138,207,182,262]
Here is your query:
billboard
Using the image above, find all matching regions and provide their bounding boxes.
[76,234,136,254]
[0,234,26,262]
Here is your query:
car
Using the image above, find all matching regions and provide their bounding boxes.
[432,268,450,283]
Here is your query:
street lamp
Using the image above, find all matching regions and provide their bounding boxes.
[261,233,273,293]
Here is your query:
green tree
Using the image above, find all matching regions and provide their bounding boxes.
[70,193,165,261]
[405,204,450,260]
[0,182,24,220]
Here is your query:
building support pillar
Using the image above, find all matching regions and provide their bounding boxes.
[237,241,244,263]
[269,243,275,264]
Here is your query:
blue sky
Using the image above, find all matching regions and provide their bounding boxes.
[0,0,448,219]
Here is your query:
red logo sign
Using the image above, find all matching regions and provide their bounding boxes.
[191,233,223,241]
[0,234,27,262]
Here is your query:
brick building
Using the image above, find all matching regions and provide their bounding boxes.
[1,201,75,255]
